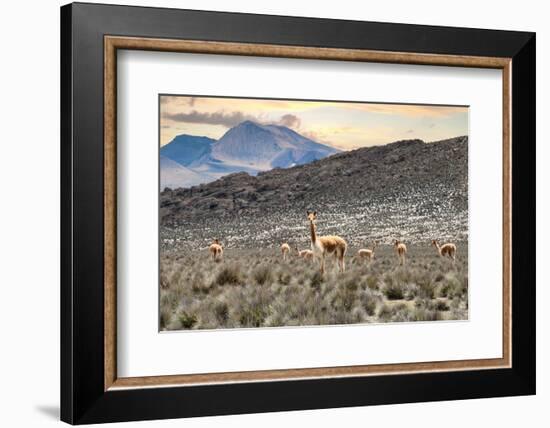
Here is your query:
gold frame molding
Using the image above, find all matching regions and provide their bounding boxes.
[104,35,512,391]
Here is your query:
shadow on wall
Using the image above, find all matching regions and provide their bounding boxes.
[35,405,59,420]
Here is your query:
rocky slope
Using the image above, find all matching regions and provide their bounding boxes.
[160,136,468,250]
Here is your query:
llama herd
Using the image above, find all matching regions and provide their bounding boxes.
[209,211,457,274]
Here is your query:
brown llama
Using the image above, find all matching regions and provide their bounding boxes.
[295,246,314,262]
[432,239,457,261]
[208,239,223,261]
[356,241,378,263]
[281,243,291,261]
[307,211,347,274]
[393,239,407,265]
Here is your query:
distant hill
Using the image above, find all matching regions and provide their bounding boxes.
[159,121,339,189]
[159,156,211,190]
[160,135,215,166]
[160,136,468,248]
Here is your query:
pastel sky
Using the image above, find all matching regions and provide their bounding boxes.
[160,95,468,150]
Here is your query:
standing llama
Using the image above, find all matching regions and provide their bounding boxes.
[281,243,291,261]
[307,211,347,274]
[209,239,223,262]
[393,239,407,265]
[431,239,457,262]
[356,241,378,263]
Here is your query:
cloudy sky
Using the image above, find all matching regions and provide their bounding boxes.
[160,95,468,150]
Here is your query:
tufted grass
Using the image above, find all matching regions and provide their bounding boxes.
[159,244,468,330]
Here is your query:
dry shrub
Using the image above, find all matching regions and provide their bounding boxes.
[403,283,420,300]
[235,288,271,328]
[277,270,291,285]
[214,302,229,323]
[309,271,324,289]
[412,308,439,321]
[383,282,405,300]
[360,289,381,316]
[253,264,273,285]
[428,299,450,312]
[331,286,357,313]
[159,245,468,330]
[214,264,242,286]
[365,275,379,290]
[378,303,411,322]
[178,312,198,329]
[160,306,172,329]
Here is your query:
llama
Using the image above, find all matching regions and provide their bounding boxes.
[432,239,457,261]
[393,239,407,265]
[307,211,347,274]
[281,243,291,261]
[209,239,223,261]
[296,247,314,262]
[356,241,377,263]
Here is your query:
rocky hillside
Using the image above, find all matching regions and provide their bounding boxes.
[160,136,468,251]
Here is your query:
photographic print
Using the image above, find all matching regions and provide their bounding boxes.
[159,95,469,331]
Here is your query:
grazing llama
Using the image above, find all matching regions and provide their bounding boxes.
[432,239,457,261]
[281,243,291,261]
[356,241,378,263]
[393,239,407,265]
[209,239,223,261]
[296,247,314,262]
[307,211,347,274]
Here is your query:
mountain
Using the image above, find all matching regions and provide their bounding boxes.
[212,121,339,169]
[160,136,469,247]
[160,135,215,166]
[159,156,211,190]
[159,121,340,189]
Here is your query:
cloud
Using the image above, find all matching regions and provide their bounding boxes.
[302,130,334,146]
[163,108,304,131]
[277,114,301,129]
[162,110,259,128]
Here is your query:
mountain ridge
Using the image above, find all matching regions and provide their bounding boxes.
[160,120,339,189]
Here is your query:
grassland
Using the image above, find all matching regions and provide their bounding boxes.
[160,243,468,331]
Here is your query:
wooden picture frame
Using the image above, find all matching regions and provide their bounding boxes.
[61,2,535,424]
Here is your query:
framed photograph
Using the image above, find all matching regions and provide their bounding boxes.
[61,2,535,424]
